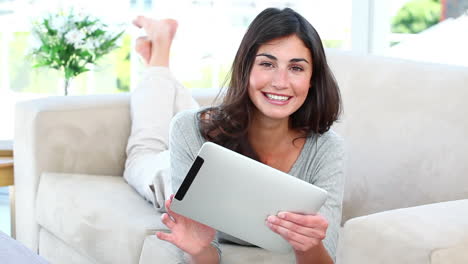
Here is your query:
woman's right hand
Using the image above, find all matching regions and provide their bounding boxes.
[157,195,217,257]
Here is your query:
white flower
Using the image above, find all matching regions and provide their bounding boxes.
[86,23,101,34]
[75,40,94,51]
[74,8,88,22]
[92,39,102,48]
[65,29,86,46]
[49,15,67,32]
[34,22,48,34]
[75,37,104,51]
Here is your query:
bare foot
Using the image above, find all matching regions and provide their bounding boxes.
[135,36,152,64]
[133,16,178,67]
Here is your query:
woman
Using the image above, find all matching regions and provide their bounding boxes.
[125,7,345,264]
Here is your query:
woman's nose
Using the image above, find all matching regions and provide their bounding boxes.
[271,68,288,89]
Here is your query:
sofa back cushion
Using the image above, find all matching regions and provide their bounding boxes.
[326,50,468,223]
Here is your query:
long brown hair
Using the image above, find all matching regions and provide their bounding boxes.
[198,7,342,160]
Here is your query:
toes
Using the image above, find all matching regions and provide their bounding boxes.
[132,16,143,28]
[135,36,149,45]
[134,37,151,62]
[135,36,151,50]
[133,15,150,28]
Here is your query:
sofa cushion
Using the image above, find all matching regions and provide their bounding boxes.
[220,243,295,263]
[337,199,468,264]
[431,241,468,264]
[39,228,95,264]
[36,173,167,264]
[139,235,187,264]
[326,50,468,223]
[138,235,296,264]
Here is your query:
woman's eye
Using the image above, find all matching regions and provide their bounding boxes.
[259,62,274,68]
[291,66,304,72]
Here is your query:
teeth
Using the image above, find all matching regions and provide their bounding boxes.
[266,93,289,101]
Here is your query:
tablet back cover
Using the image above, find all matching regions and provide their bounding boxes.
[171,142,328,253]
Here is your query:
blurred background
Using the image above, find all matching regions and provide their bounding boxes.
[0,0,467,141]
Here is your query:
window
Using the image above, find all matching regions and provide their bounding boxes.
[387,0,468,67]
[354,0,468,67]
[144,0,352,90]
[0,0,353,140]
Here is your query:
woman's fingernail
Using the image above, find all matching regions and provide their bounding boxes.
[278,212,286,219]
[267,215,275,223]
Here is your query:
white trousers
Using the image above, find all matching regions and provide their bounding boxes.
[124,67,199,209]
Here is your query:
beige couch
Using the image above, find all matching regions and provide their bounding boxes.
[14,50,468,264]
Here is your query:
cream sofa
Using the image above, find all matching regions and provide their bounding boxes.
[14,50,468,264]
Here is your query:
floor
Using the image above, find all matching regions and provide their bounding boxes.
[0,187,11,236]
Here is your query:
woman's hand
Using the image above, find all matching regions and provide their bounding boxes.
[156,195,217,257]
[266,212,328,253]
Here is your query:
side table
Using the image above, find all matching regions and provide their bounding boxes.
[0,140,15,238]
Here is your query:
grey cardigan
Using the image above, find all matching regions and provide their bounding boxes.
[169,109,346,261]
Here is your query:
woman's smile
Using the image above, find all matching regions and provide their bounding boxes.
[262,92,292,105]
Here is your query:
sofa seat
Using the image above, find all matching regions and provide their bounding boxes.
[338,199,468,264]
[36,172,298,264]
[138,235,296,264]
[430,240,468,264]
[36,173,165,264]
[39,228,96,264]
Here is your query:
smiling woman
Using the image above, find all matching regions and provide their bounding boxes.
[124,7,344,264]
[199,7,341,157]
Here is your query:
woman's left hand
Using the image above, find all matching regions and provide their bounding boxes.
[266,212,328,253]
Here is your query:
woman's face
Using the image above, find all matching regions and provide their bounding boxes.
[248,34,312,122]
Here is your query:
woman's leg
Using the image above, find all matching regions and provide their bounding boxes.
[124,17,198,208]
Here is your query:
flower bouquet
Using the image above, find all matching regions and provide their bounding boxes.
[30,9,124,95]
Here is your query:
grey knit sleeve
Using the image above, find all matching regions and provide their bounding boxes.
[169,110,201,193]
[308,131,346,262]
[168,109,222,262]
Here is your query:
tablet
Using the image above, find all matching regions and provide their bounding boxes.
[171,142,328,253]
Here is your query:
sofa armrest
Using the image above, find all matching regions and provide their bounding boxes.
[14,94,131,252]
[337,199,468,264]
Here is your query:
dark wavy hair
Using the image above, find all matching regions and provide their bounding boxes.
[198,7,342,160]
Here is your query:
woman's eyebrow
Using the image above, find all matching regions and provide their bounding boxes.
[256,53,309,64]
[290,58,309,64]
[256,53,276,60]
